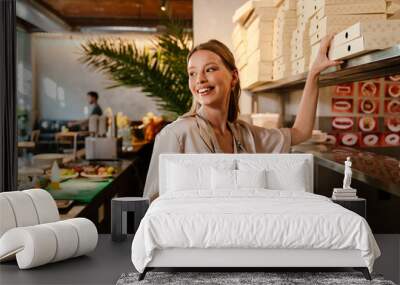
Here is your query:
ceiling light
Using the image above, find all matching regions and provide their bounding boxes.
[160,0,167,12]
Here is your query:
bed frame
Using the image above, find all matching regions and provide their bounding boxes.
[139,249,371,280]
[138,154,372,281]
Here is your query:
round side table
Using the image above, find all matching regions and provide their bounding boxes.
[111,197,149,242]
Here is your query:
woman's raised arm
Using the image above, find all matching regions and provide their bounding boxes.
[290,34,343,146]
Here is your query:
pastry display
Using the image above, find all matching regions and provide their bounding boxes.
[332,117,354,130]
[358,117,377,132]
[340,133,358,146]
[359,99,378,114]
[384,133,400,145]
[362,134,379,146]
[334,83,353,96]
[386,99,400,114]
[332,99,353,113]
[325,134,337,145]
[360,81,379,97]
[387,83,400,98]
[385,117,400,133]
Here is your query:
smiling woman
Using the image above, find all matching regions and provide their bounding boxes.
[143,38,342,200]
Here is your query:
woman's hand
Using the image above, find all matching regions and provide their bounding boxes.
[309,33,343,77]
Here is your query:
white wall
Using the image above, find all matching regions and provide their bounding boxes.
[193,0,247,49]
[193,0,253,114]
[32,32,161,121]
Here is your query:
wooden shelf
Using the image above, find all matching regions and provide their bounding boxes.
[252,44,400,93]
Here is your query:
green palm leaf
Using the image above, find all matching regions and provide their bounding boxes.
[80,22,193,116]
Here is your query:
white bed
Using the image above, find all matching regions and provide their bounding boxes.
[131,154,380,280]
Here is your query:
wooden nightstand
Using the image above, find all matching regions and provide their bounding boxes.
[331,198,366,219]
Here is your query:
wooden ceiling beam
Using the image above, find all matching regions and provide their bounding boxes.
[67,17,192,29]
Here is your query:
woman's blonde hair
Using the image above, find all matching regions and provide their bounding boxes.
[185,39,241,122]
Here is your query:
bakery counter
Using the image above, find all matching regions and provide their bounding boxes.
[293,144,400,233]
[292,144,400,198]
[57,159,143,233]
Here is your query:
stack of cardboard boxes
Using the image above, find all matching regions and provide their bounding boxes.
[308,0,388,68]
[272,0,297,80]
[232,0,400,89]
[232,0,277,89]
[291,0,315,75]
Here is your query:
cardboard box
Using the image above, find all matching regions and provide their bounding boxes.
[234,41,247,60]
[297,0,316,20]
[274,0,284,7]
[247,34,273,57]
[387,1,400,15]
[241,62,274,89]
[291,57,308,74]
[315,0,380,13]
[309,14,387,36]
[232,24,246,48]
[317,1,386,17]
[247,48,274,63]
[291,47,311,61]
[277,9,297,19]
[274,37,292,52]
[277,0,297,11]
[273,65,292,80]
[244,11,276,30]
[331,20,400,47]
[309,42,321,68]
[274,17,297,28]
[387,1,400,19]
[273,48,292,60]
[249,7,279,23]
[248,51,273,67]
[247,17,275,35]
[310,24,348,45]
[274,56,292,71]
[329,34,400,60]
[236,54,247,70]
[233,0,276,24]
[247,28,274,46]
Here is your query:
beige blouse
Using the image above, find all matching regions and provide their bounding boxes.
[142,109,292,199]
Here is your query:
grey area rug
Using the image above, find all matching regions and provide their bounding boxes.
[116,272,396,285]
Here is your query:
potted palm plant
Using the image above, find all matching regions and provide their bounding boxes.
[80,22,193,117]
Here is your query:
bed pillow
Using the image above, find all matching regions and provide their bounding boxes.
[236,169,267,189]
[166,159,235,192]
[166,162,211,191]
[238,159,308,191]
[265,162,307,191]
[211,168,267,190]
[211,168,236,190]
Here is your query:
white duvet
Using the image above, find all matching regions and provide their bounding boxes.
[131,190,380,273]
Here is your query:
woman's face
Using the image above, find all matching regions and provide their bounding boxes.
[187,50,237,109]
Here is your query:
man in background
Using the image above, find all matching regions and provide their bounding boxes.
[87,91,103,116]
[68,91,103,129]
